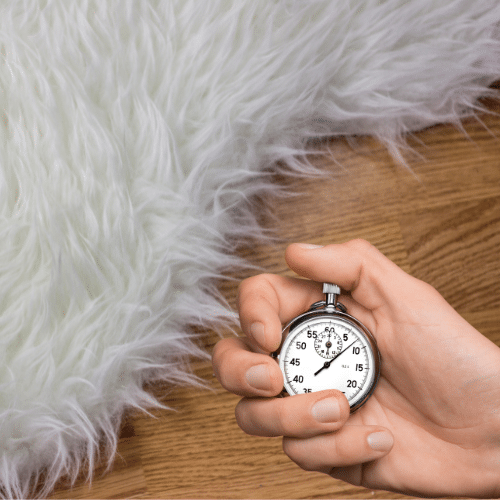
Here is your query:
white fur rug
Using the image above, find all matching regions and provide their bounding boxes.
[0,0,499,497]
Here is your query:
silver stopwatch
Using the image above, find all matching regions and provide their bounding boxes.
[273,283,381,412]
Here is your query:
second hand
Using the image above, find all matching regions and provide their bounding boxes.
[314,339,359,376]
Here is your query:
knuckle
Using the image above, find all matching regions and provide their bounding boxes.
[266,365,283,395]
[347,238,375,256]
[275,400,292,436]
[238,274,272,295]
[234,399,250,432]
[282,437,299,460]
[237,273,281,312]
[282,438,318,472]
[236,276,254,298]
[211,339,229,371]
[403,272,443,302]
[329,434,347,463]
[211,351,222,379]
[211,339,224,362]
[214,366,232,392]
[211,344,236,391]
[217,369,235,392]
[237,275,268,307]
[417,278,440,298]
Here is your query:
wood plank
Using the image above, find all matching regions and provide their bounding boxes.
[399,197,500,313]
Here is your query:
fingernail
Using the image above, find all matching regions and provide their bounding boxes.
[246,364,271,391]
[296,243,324,249]
[311,397,341,423]
[367,431,394,452]
[250,322,266,347]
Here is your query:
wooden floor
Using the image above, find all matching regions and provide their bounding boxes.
[51,90,500,499]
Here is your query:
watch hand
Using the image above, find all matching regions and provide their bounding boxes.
[314,361,331,376]
[324,332,333,357]
[314,339,358,376]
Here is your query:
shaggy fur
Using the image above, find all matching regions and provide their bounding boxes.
[0,0,499,496]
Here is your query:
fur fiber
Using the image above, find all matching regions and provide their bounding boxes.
[0,0,499,496]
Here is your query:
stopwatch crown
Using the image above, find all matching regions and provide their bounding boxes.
[323,283,341,309]
[323,283,340,295]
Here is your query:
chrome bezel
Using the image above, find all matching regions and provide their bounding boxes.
[274,306,381,413]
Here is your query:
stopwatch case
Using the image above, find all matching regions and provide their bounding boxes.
[273,304,381,413]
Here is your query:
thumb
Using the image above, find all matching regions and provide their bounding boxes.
[284,240,410,311]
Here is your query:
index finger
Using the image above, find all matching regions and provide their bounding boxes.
[237,274,323,352]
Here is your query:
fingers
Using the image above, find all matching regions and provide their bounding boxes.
[235,390,350,438]
[284,240,413,311]
[212,337,284,397]
[214,274,322,398]
[283,425,394,473]
[237,274,323,352]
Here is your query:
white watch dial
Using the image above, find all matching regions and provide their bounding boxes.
[278,315,378,409]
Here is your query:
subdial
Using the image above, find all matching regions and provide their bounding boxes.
[314,330,342,359]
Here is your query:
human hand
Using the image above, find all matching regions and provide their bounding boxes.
[212,240,500,497]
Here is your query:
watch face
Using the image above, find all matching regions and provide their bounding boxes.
[277,312,380,411]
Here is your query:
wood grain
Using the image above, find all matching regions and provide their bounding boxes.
[50,92,500,499]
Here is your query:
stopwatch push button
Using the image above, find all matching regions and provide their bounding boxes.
[323,283,341,295]
[323,283,340,308]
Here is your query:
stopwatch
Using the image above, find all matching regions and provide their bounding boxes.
[272,283,381,412]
